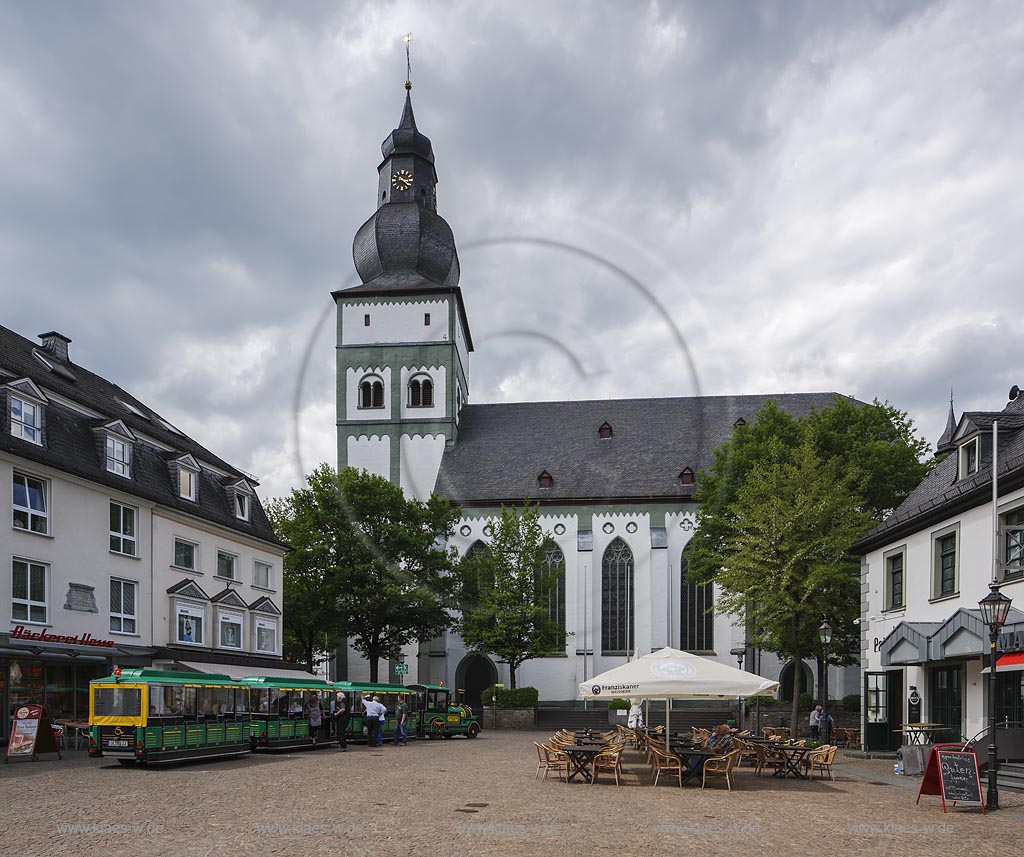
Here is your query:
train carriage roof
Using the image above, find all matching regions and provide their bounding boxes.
[91,668,242,686]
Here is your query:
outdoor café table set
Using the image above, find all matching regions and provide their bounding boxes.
[563,731,610,782]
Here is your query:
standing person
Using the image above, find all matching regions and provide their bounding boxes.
[373,695,386,746]
[363,695,382,748]
[306,693,323,744]
[332,692,349,751]
[395,695,410,747]
[809,704,822,741]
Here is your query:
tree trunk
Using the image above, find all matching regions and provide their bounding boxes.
[509,663,518,690]
[790,649,802,739]
[368,649,379,683]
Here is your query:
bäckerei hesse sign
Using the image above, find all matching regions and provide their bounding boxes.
[9,625,116,648]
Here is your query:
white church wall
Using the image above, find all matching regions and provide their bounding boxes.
[399,364,447,420]
[347,434,390,480]
[399,433,446,500]
[342,299,450,345]
[345,366,392,421]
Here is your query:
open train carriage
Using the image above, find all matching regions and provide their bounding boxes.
[89,668,252,765]
[335,681,415,744]
[240,675,336,750]
[407,683,481,739]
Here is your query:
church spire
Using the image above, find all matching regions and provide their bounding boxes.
[936,389,957,455]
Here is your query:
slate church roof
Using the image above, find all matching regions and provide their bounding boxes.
[434,392,850,506]
[0,324,283,546]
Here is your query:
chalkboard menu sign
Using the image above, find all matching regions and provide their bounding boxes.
[916,745,984,813]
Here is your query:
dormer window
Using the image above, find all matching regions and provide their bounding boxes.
[180,466,198,501]
[235,492,250,521]
[10,395,42,444]
[959,437,979,479]
[598,422,613,439]
[538,470,554,489]
[105,435,132,477]
[733,418,747,428]
[679,467,695,486]
[408,375,434,408]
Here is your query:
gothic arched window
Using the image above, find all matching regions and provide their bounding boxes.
[408,375,434,408]
[601,537,634,655]
[680,549,714,652]
[358,376,384,409]
[461,539,490,610]
[542,543,566,650]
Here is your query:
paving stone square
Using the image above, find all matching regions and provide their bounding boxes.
[1,732,1021,856]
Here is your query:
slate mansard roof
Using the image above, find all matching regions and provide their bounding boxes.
[0,324,283,547]
[853,394,1024,553]
[434,392,851,506]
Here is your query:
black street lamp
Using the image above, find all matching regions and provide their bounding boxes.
[731,645,747,730]
[819,621,833,745]
[979,584,1012,810]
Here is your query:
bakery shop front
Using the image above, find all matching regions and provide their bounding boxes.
[1,625,154,746]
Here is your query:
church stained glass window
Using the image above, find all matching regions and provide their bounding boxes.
[601,538,634,655]
[542,543,566,651]
[680,549,714,652]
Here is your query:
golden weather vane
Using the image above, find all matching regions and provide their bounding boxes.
[403,32,413,91]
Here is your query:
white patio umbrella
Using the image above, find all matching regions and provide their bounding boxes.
[579,647,779,737]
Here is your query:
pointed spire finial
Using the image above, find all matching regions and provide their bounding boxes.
[403,32,413,91]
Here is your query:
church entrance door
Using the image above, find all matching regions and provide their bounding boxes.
[456,654,498,714]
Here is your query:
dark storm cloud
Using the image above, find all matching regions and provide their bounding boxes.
[1,0,1020,498]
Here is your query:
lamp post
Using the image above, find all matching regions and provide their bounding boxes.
[819,621,833,745]
[979,584,1012,810]
[731,646,746,730]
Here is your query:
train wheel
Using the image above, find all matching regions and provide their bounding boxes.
[428,718,445,739]
[466,722,480,739]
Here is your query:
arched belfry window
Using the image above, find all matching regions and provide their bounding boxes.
[408,375,434,408]
[601,537,634,655]
[541,543,566,650]
[358,375,384,409]
[680,548,714,652]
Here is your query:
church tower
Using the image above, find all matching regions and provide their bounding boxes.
[334,87,473,500]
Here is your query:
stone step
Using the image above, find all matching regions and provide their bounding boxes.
[997,762,1024,793]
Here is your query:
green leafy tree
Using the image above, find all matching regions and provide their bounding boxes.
[459,502,565,689]
[271,465,462,681]
[714,440,874,734]
[686,397,930,731]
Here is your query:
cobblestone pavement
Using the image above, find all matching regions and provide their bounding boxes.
[1,733,1022,856]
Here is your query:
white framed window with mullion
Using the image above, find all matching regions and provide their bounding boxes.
[105,434,132,477]
[13,471,49,535]
[216,550,238,581]
[109,501,137,557]
[253,560,272,590]
[10,394,43,444]
[12,557,48,624]
[109,578,138,635]
[1002,507,1024,582]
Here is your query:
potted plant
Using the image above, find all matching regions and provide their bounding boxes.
[607,698,630,725]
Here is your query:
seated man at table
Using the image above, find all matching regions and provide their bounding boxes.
[682,724,734,782]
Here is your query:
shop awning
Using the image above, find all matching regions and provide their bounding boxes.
[982,652,1024,674]
[175,660,317,681]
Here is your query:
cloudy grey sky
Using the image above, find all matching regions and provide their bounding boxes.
[2,1,1022,500]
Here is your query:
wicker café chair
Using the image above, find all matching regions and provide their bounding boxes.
[702,749,742,791]
[734,739,759,769]
[802,745,837,781]
[535,742,569,781]
[592,743,626,786]
[651,746,684,788]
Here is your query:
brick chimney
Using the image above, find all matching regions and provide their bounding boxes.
[38,331,72,363]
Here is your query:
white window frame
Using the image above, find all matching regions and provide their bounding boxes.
[109,501,138,557]
[930,523,960,600]
[235,492,250,521]
[10,394,43,445]
[217,609,244,650]
[253,560,272,590]
[12,557,48,625]
[882,545,906,612]
[179,466,198,501]
[173,537,200,572]
[1000,505,1024,582]
[105,434,132,478]
[174,600,205,646]
[216,550,238,581]
[254,616,278,654]
[13,471,49,535]
[109,577,138,635]
[959,437,979,479]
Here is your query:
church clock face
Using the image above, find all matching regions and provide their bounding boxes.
[391,169,413,190]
